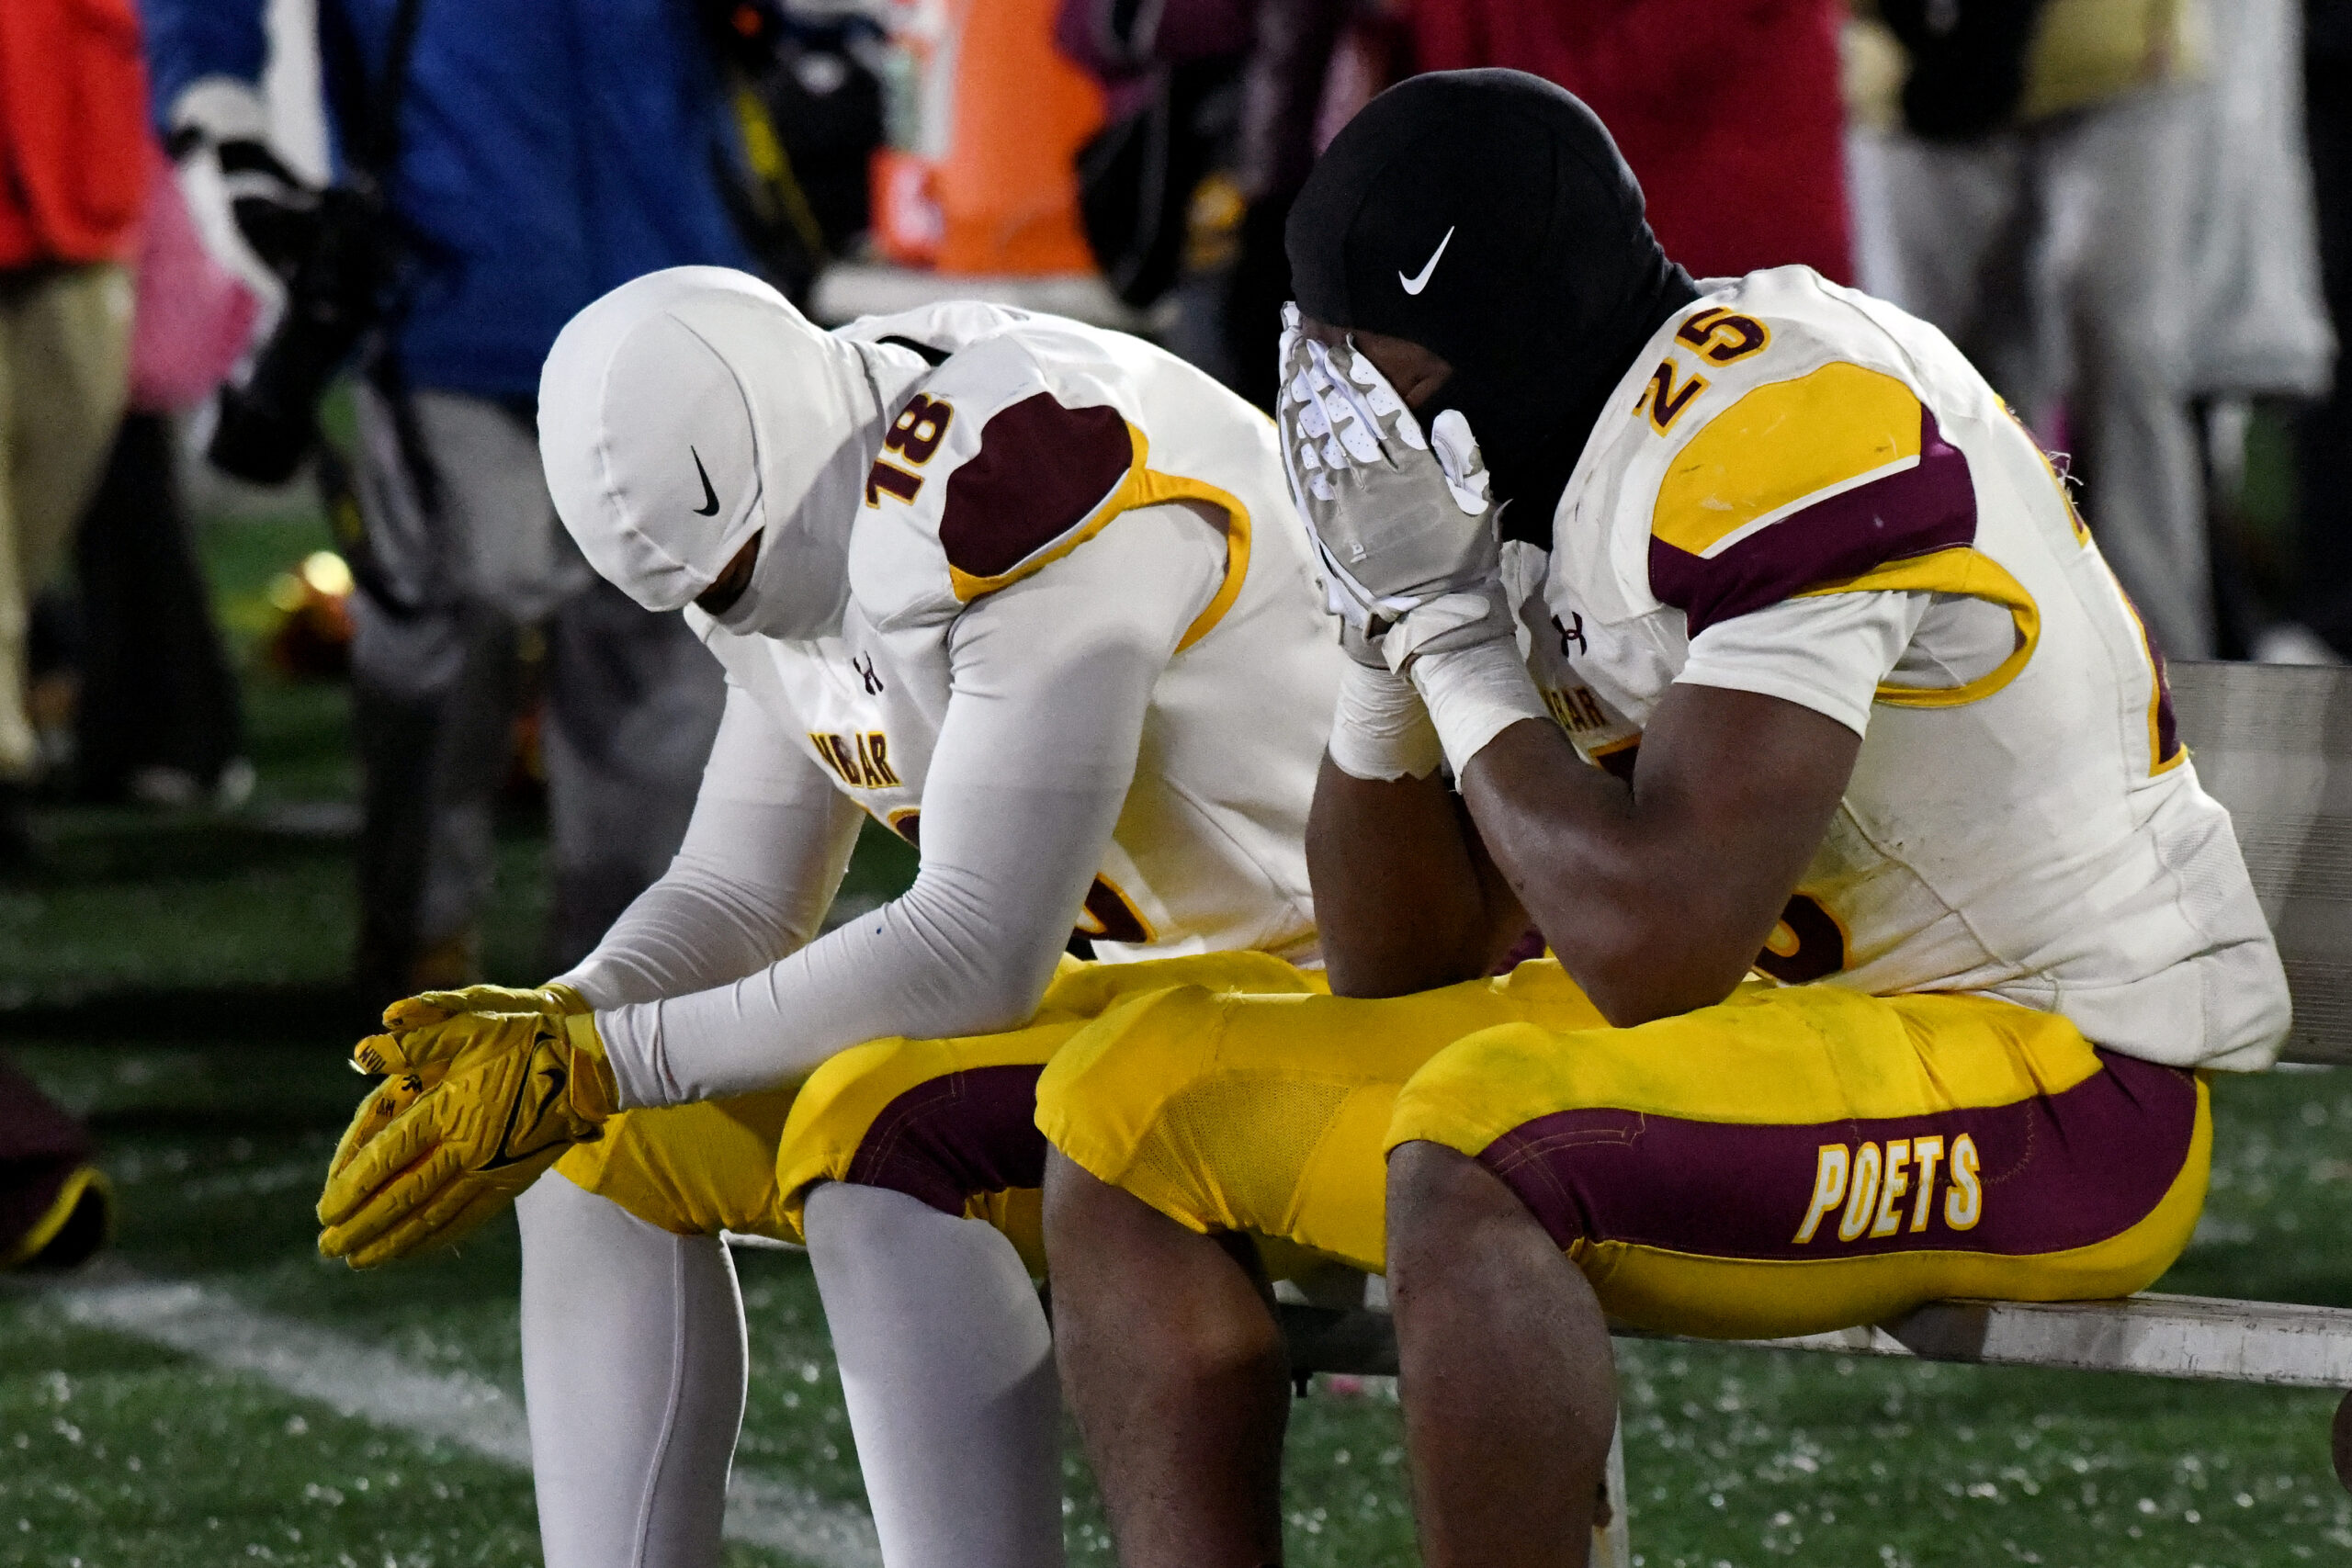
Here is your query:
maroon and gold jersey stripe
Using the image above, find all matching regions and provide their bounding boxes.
[940,394,1133,587]
[1652,362,1926,561]
[936,396,1252,640]
[1649,394,1978,636]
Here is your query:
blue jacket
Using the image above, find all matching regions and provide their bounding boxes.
[146,0,754,400]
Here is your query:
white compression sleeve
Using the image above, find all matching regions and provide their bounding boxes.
[805,1184,1063,1568]
[595,502,1226,1108]
[556,682,866,1008]
[518,1172,748,1568]
[1677,589,1941,737]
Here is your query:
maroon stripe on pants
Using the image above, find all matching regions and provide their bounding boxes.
[842,1064,1048,1215]
[1476,1049,2196,1261]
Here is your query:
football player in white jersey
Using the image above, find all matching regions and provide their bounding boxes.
[1035,71,2290,1568]
[310,267,1345,1568]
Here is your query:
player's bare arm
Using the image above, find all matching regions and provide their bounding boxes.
[1460,689,1856,1024]
[1304,760,1527,997]
[1300,318,1857,1014]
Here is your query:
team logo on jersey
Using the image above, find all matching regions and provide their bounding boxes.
[1540,683,1609,735]
[1398,226,1455,296]
[809,729,901,789]
[1792,1134,1983,1246]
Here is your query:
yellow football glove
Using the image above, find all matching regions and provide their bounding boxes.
[323,983,589,1197]
[378,981,587,1034]
[317,1007,617,1268]
[328,1065,441,1177]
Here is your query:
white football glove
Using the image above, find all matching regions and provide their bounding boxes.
[1276,304,1512,673]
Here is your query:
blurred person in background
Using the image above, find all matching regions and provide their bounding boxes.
[1407,0,1853,283]
[2179,0,2331,660]
[0,0,147,867]
[0,0,143,1276]
[1847,0,2244,660]
[1064,0,1851,412]
[2286,0,2352,660]
[71,135,264,811]
[143,0,756,999]
[1060,0,1365,412]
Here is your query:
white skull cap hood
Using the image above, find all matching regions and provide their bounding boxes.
[538,265,907,639]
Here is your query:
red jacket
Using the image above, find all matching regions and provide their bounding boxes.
[1408,0,1851,285]
[0,0,151,269]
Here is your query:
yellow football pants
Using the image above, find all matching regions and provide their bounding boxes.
[551,951,1326,1269]
[1035,960,2210,1340]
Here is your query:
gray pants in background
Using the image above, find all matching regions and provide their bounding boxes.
[347,386,723,998]
[1849,85,2213,659]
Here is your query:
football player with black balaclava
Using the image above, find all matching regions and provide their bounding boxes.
[1284,67,1698,540]
[1041,66,2282,1568]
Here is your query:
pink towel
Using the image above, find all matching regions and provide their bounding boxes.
[128,138,260,413]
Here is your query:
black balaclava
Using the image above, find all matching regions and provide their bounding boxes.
[1285,70,1697,540]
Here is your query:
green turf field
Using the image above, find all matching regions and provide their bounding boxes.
[6,514,2351,1567]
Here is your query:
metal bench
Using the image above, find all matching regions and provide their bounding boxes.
[1275,658,2352,1566]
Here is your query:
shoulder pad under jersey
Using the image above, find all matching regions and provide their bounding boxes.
[1588,266,1992,637]
[846,324,1157,629]
[832,299,1035,363]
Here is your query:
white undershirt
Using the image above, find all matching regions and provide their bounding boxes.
[1675,590,2014,737]
[553,503,1226,1109]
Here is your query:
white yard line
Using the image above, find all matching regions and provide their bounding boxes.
[48,1273,880,1568]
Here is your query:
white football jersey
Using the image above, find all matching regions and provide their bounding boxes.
[1520,266,2288,1070]
[691,304,1340,964]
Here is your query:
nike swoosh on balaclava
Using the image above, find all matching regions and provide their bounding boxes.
[537,266,913,640]
[1284,70,1699,543]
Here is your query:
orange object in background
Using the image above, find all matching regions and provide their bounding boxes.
[871,148,944,266]
[875,0,1103,275]
[266,551,356,682]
